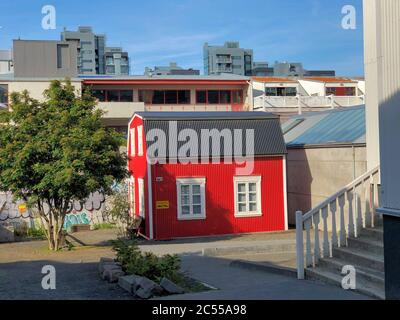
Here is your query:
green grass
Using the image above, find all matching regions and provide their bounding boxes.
[92,223,117,230]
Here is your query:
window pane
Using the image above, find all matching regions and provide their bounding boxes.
[196,91,206,103]
[192,185,201,194]
[238,193,246,203]
[207,90,219,104]
[238,183,246,193]
[238,204,247,212]
[220,91,231,104]
[178,90,191,104]
[107,90,119,102]
[181,206,190,215]
[249,183,257,192]
[152,91,165,104]
[192,195,201,205]
[181,185,190,195]
[181,195,190,205]
[165,91,178,104]
[249,193,257,202]
[249,203,257,212]
[120,90,133,102]
[193,205,202,215]
[92,89,106,102]
[139,90,152,103]
[233,90,243,103]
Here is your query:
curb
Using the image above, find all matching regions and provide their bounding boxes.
[202,242,296,257]
[230,259,297,278]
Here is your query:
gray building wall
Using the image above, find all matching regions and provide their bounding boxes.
[287,145,367,225]
[204,42,253,76]
[13,40,78,78]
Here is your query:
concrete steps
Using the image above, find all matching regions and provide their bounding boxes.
[306,225,385,299]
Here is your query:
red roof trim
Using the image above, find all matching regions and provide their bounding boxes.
[83,79,249,86]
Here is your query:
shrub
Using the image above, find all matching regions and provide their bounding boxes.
[111,239,181,283]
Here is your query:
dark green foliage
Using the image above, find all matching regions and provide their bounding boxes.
[0,80,128,250]
[111,239,182,283]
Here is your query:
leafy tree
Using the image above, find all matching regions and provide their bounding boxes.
[0,80,128,250]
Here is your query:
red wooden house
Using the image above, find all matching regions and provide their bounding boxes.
[127,112,288,240]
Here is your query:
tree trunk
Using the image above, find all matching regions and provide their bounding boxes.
[39,205,67,251]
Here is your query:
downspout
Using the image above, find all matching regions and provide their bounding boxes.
[352,145,356,180]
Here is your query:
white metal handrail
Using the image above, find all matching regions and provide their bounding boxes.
[296,166,380,279]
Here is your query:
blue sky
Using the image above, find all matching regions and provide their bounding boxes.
[0,0,364,76]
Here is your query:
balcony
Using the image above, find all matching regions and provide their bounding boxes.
[253,95,365,114]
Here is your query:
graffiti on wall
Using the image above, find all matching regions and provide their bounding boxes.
[63,212,91,230]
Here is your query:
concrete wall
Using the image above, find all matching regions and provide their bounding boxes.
[13,40,78,78]
[287,145,367,225]
[5,80,81,102]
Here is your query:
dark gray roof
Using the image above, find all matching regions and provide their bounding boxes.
[138,112,287,158]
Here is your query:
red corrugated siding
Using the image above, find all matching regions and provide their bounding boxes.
[151,157,285,240]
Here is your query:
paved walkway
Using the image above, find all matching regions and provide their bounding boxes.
[156,255,371,300]
[0,229,371,300]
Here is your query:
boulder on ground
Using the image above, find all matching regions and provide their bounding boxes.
[118,274,163,299]
[118,274,143,293]
[135,277,163,299]
[160,277,185,295]
[98,257,120,274]
[102,266,125,283]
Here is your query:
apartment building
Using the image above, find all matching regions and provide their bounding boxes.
[204,42,253,76]
[144,62,200,76]
[105,47,129,75]
[0,50,13,75]
[61,26,129,76]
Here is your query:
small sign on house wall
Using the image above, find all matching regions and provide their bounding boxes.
[156,201,170,210]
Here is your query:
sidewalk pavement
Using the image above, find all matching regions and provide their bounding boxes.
[155,255,372,300]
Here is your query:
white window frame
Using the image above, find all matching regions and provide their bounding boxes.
[137,125,144,156]
[130,128,136,157]
[129,177,136,216]
[176,178,206,221]
[138,178,145,218]
[234,176,262,218]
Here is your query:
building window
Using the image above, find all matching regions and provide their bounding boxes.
[138,178,145,218]
[0,85,8,104]
[196,91,207,104]
[92,89,106,102]
[234,176,262,217]
[176,178,206,220]
[220,90,231,104]
[137,125,144,156]
[129,177,135,216]
[120,90,134,102]
[107,90,120,102]
[232,90,243,104]
[130,128,136,156]
[138,90,191,105]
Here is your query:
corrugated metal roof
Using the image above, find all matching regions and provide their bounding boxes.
[140,112,287,157]
[284,105,366,147]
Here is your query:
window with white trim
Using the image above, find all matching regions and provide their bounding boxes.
[234,176,262,217]
[129,177,135,216]
[138,178,145,218]
[176,178,206,220]
[137,125,144,156]
[130,128,136,156]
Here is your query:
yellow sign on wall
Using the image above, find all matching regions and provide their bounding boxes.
[156,201,170,210]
